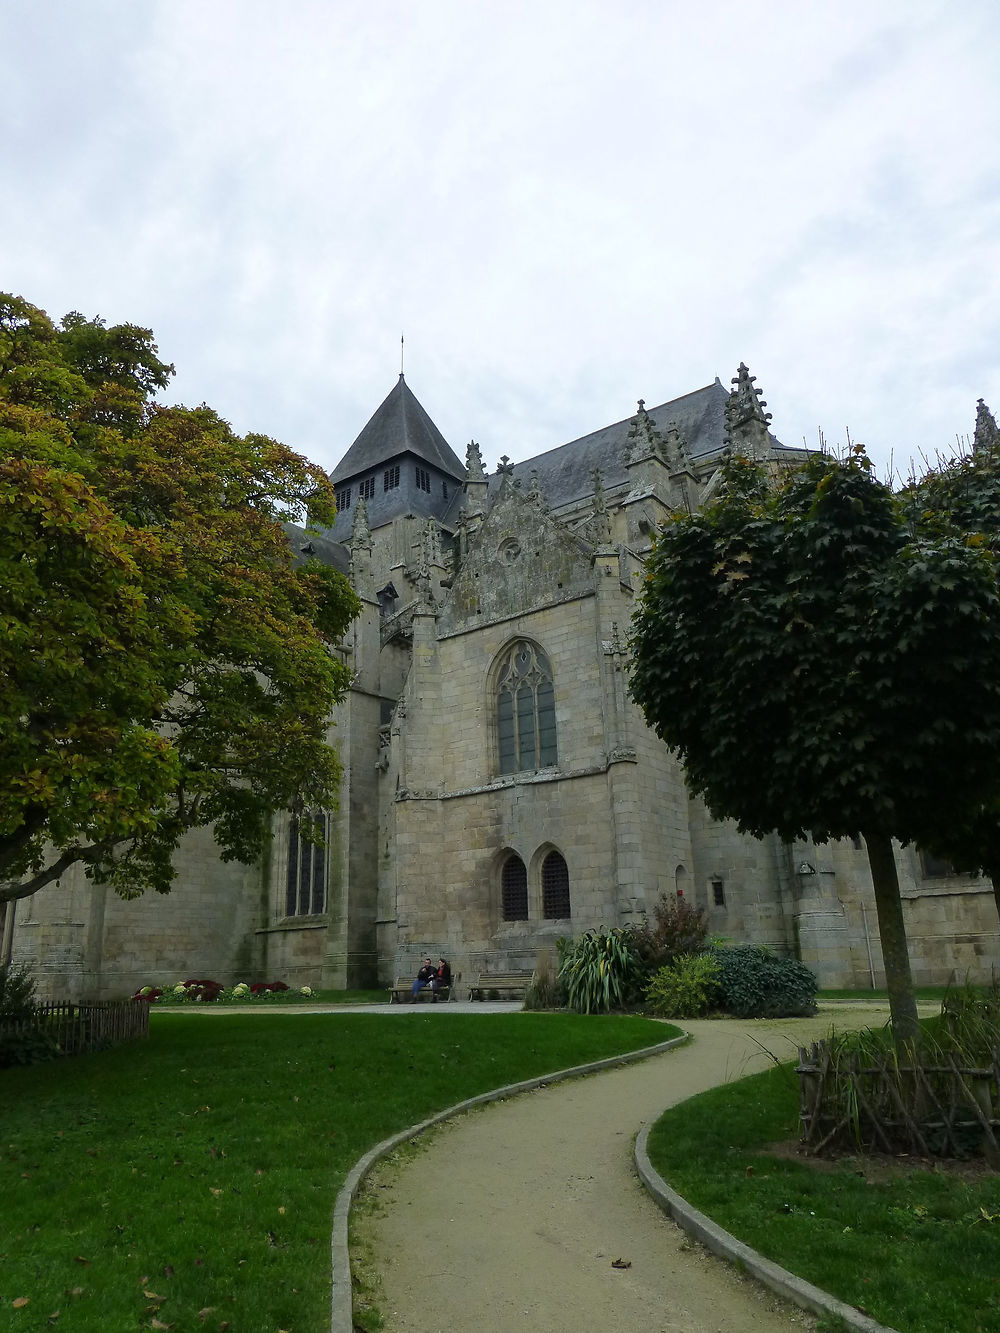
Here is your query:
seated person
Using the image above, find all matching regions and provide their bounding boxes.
[430,957,452,998]
[411,957,435,1000]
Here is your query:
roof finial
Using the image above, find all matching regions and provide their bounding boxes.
[724,362,773,460]
[400,333,404,378]
[974,398,1000,455]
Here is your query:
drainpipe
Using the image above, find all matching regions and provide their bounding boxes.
[860,900,876,990]
[1,899,15,968]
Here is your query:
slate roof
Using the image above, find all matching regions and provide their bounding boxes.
[331,375,465,484]
[282,521,350,575]
[486,379,766,509]
[482,381,805,514]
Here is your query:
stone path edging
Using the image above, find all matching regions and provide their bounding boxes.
[329,1030,691,1333]
[634,1124,902,1333]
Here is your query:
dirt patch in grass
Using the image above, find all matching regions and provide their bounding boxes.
[763,1137,1000,1183]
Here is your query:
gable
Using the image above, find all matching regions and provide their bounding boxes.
[438,482,594,636]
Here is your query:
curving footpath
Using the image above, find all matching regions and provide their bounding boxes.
[338,1007,911,1333]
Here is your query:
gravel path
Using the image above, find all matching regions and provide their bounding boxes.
[353,1008,889,1333]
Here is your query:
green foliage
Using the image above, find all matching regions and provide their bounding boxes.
[710,944,817,1018]
[0,959,38,1020]
[630,893,709,980]
[630,447,1000,848]
[558,927,641,1013]
[643,952,720,1018]
[939,977,1000,1059]
[0,1028,61,1068]
[0,293,361,907]
[629,444,1000,1042]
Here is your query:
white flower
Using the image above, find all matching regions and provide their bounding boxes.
[173,983,187,994]
[300,986,313,996]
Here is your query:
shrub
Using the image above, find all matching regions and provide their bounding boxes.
[0,1029,61,1069]
[644,953,721,1018]
[0,961,39,1021]
[524,950,567,1010]
[630,895,709,981]
[710,944,817,1018]
[558,928,641,1014]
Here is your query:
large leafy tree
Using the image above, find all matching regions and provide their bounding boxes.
[0,295,360,911]
[630,445,1000,1042]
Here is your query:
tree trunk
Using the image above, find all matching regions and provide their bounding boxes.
[986,863,1000,930]
[862,830,920,1044]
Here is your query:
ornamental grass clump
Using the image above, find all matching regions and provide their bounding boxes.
[559,927,641,1014]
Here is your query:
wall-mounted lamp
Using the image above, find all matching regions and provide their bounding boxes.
[798,862,816,875]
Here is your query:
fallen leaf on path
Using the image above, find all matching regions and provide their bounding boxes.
[611,1258,631,1269]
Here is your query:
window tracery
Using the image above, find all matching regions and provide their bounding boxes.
[495,640,557,774]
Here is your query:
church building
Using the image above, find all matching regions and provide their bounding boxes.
[8,367,999,998]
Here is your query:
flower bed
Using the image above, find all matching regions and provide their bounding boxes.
[133,979,313,1003]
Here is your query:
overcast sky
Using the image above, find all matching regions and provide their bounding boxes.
[4,1,999,481]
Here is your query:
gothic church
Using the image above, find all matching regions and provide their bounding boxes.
[9,368,998,997]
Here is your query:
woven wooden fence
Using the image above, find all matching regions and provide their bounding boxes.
[797,1039,1000,1158]
[0,999,149,1057]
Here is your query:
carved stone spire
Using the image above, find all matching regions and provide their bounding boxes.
[662,420,692,472]
[348,496,374,596]
[350,495,372,550]
[625,398,666,464]
[724,363,773,460]
[527,469,547,510]
[974,399,1000,455]
[466,439,486,481]
[462,439,489,517]
[589,468,613,545]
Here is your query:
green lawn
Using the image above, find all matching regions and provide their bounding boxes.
[819,987,953,1004]
[0,1011,670,1332]
[646,1062,1000,1333]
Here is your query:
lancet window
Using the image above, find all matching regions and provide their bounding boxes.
[501,854,528,921]
[496,640,557,774]
[285,811,329,917]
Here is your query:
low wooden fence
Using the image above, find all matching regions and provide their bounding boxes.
[798,1040,1000,1158]
[0,999,149,1057]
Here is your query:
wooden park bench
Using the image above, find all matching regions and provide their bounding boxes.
[388,973,457,1004]
[468,970,535,1002]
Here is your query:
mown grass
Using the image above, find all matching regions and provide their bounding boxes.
[0,1011,672,1332]
[646,1062,1000,1333]
[819,987,952,1003]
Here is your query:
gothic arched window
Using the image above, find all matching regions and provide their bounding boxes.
[496,640,557,775]
[541,850,571,919]
[501,854,528,921]
[285,811,328,917]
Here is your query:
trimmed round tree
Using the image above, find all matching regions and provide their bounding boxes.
[630,446,1000,1043]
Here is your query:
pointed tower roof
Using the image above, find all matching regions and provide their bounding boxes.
[331,375,465,483]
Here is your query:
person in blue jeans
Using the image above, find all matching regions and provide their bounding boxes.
[411,957,435,1000]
